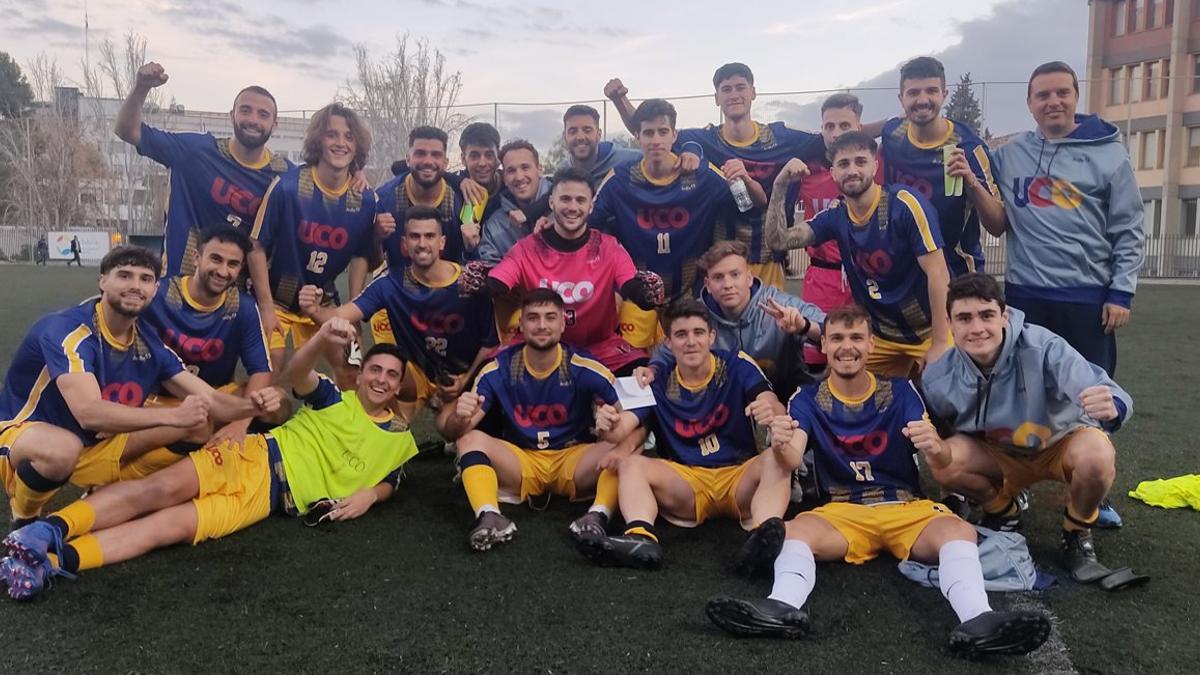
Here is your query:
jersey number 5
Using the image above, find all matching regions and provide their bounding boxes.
[536,430,550,449]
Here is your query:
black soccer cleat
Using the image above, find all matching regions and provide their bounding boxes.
[1061,528,1109,583]
[468,511,516,552]
[949,610,1051,658]
[705,596,811,639]
[732,517,786,577]
[576,533,662,570]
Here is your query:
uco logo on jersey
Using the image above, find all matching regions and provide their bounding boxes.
[636,207,690,230]
[211,177,261,219]
[835,430,888,457]
[539,279,594,304]
[298,220,350,250]
[101,381,145,406]
[674,404,730,439]
[162,329,225,363]
[513,404,568,427]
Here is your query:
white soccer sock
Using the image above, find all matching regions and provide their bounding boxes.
[476,504,500,518]
[767,539,816,609]
[937,539,992,623]
[588,505,611,517]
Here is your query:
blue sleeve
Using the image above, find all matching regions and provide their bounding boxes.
[135,123,192,166]
[1103,156,1145,305]
[788,391,817,436]
[237,300,272,376]
[39,319,96,378]
[647,342,676,373]
[298,375,342,410]
[898,379,929,424]
[351,274,389,318]
[471,367,499,413]
[250,176,286,251]
[807,210,838,246]
[964,142,997,197]
[352,194,379,259]
[152,338,186,382]
[781,125,826,164]
[895,189,943,255]
[588,172,619,229]
[581,367,619,406]
[732,352,771,399]
[1042,335,1134,428]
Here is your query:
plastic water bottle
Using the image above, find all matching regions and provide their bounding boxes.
[730,178,754,213]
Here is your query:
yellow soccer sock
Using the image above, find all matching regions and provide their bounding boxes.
[982,493,1018,517]
[62,534,104,573]
[623,520,659,543]
[1063,504,1099,533]
[46,500,97,539]
[460,454,500,516]
[118,447,183,481]
[592,469,619,515]
[11,462,67,520]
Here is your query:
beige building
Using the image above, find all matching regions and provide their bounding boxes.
[1087,0,1200,276]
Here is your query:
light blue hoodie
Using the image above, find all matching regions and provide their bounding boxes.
[922,306,1132,455]
[478,178,552,263]
[993,113,1144,308]
[559,141,642,186]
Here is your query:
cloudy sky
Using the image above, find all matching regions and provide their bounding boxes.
[2,0,1088,148]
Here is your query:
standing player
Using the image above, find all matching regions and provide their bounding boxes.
[766,132,951,377]
[576,299,794,571]
[488,167,657,375]
[559,104,641,187]
[113,62,292,277]
[299,207,498,436]
[0,320,417,601]
[608,64,827,287]
[457,122,504,224]
[0,247,282,525]
[249,103,377,385]
[590,99,742,350]
[880,56,1004,277]
[704,304,1050,658]
[921,274,1143,588]
[442,289,638,550]
[479,140,553,264]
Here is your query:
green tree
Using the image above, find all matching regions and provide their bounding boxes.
[944,72,983,134]
[0,52,34,119]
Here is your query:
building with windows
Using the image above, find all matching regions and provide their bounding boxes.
[1087,0,1200,276]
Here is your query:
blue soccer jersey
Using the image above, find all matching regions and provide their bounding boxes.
[352,263,497,378]
[136,123,293,278]
[788,374,928,504]
[638,350,771,468]
[881,117,998,276]
[472,344,618,451]
[375,173,470,269]
[0,301,185,446]
[590,158,734,301]
[676,121,826,266]
[142,276,272,387]
[251,165,378,313]
[808,186,944,345]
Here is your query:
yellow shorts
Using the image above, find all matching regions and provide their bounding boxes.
[271,309,319,351]
[188,434,273,544]
[499,442,593,504]
[69,433,133,488]
[0,422,38,496]
[808,499,957,564]
[494,295,522,346]
[981,426,1110,495]
[370,309,395,346]
[619,300,664,351]
[145,381,241,407]
[664,460,754,529]
[401,362,437,412]
[866,337,929,378]
[749,262,785,290]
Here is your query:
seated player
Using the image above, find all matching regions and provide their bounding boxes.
[0,247,282,527]
[0,318,418,601]
[300,206,498,436]
[442,289,639,551]
[704,304,1050,659]
[590,99,744,350]
[248,103,378,388]
[487,166,659,375]
[921,274,1142,588]
[646,240,824,396]
[766,132,952,377]
[575,299,795,570]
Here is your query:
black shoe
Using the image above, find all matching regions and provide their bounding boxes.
[940,493,972,521]
[949,610,1050,658]
[576,533,662,570]
[468,511,516,552]
[1061,528,1108,583]
[705,596,811,639]
[733,517,785,577]
[978,505,1022,532]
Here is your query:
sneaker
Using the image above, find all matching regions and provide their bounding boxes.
[467,511,516,552]
[978,504,1022,532]
[568,511,608,541]
[3,520,62,569]
[940,493,972,521]
[0,555,52,601]
[948,610,1050,658]
[1061,528,1109,583]
[1095,499,1123,529]
[732,516,785,577]
[576,533,662,570]
[705,597,811,639]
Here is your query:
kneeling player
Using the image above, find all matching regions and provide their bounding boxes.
[1,319,418,600]
[704,304,1050,658]
[576,299,794,570]
[921,274,1141,588]
[443,289,639,551]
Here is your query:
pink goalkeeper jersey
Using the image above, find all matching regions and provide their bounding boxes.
[490,229,636,348]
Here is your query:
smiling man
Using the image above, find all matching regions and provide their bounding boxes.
[0,319,416,601]
[114,62,293,278]
[479,140,553,264]
[559,104,641,187]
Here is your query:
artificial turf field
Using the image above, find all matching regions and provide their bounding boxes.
[0,265,1196,673]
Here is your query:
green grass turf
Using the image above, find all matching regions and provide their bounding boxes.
[0,264,1197,673]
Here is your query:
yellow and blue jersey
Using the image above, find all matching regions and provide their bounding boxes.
[590,158,734,301]
[375,173,470,268]
[142,276,272,387]
[788,374,928,504]
[809,186,944,345]
[881,117,997,276]
[352,264,497,378]
[251,165,378,313]
[0,301,185,446]
[136,123,293,278]
[472,344,618,451]
[637,350,771,468]
[676,121,825,266]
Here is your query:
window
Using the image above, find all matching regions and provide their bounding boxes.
[1188,127,1200,166]
[1147,61,1162,100]
[1161,58,1171,99]
[1109,68,1125,105]
[1146,0,1159,29]
[1133,0,1146,30]
[1183,198,1199,238]
[1114,0,1128,35]
[1129,64,1143,103]
[1142,199,1160,238]
[1194,54,1200,94]
[1139,130,1160,169]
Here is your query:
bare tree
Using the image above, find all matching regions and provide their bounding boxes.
[342,34,468,181]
